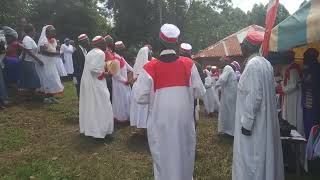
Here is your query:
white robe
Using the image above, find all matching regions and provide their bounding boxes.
[134,60,205,180]
[61,44,75,74]
[282,64,304,136]
[130,82,149,128]
[232,56,284,180]
[55,57,68,77]
[37,26,64,94]
[130,47,149,128]
[79,48,113,138]
[216,65,237,136]
[203,75,219,113]
[112,54,133,122]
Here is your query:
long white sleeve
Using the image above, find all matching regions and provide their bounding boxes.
[126,61,134,72]
[283,69,299,94]
[238,63,263,131]
[134,69,153,104]
[216,65,232,89]
[88,50,105,79]
[191,64,206,99]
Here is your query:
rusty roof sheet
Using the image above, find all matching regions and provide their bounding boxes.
[194,25,265,59]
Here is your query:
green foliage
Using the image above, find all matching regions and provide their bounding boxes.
[26,0,113,40]
[1,0,290,57]
[0,0,26,27]
[1,0,112,41]
[103,0,290,55]
[247,3,290,27]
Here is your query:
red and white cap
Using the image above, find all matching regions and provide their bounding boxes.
[115,41,125,50]
[160,24,180,45]
[245,31,264,46]
[180,43,192,53]
[78,34,88,41]
[92,36,105,45]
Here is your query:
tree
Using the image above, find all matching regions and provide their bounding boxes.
[0,0,27,27]
[247,3,290,27]
[26,0,112,40]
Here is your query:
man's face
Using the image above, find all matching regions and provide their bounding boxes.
[80,39,90,49]
[218,60,227,69]
[65,39,70,46]
[19,18,27,27]
[240,44,249,58]
[98,41,107,51]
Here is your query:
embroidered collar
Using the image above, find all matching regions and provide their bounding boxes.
[160,49,176,56]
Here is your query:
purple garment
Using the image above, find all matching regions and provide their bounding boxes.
[3,56,20,85]
[302,63,320,139]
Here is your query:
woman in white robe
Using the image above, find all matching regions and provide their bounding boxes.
[112,54,133,122]
[37,25,64,99]
[216,64,237,136]
[130,47,150,128]
[203,69,219,114]
[60,38,75,75]
[79,41,113,138]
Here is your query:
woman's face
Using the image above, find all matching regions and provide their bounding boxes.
[30,27,36,38]
[46,26,56,38]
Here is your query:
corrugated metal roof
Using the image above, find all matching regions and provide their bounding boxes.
[194,25,265,59]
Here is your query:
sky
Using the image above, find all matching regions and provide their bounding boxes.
[232,0,305,14]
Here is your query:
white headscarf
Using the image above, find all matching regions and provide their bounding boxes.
[37,25,57,53]
[133,47,149,79]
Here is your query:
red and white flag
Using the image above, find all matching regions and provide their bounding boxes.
[262,0,280,56]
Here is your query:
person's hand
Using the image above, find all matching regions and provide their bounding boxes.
[241,127,251,136]
[124,81,130,86]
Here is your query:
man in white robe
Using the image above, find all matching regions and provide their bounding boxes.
[112,41,133,123]
[134,24,205,180]
[216,57,238,136]
[281,51,304,136]
[79,36,113,139]
[232,31,284,180]
[179,43,205,122]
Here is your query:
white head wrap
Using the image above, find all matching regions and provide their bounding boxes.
[133,46,149,79]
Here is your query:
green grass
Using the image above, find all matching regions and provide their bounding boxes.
[0,128,28,153]
[3,159,76,180]
[0,82,319,180]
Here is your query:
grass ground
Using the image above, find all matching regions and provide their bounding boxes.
[0,82,319,180]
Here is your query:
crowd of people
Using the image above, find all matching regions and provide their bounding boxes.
[1,19,320,180]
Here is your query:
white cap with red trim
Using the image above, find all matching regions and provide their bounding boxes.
[92,36,105,45]
[115,41,125,50]
[78,34,88,41]
[180,43,192,53]
[160,24,180,45]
